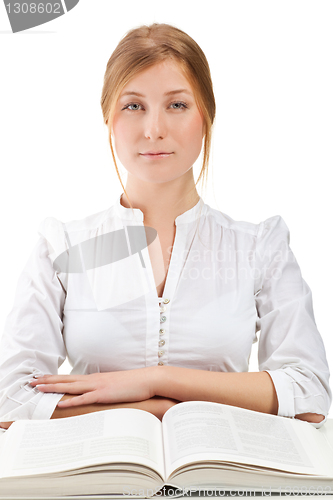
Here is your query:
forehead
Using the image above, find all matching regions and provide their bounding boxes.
[119,60,194,98]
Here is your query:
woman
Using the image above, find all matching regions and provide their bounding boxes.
[0,23,331,429]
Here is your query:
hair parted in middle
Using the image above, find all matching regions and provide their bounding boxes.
[100,22,216,214]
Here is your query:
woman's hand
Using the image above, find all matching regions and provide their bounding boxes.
[29,367,157,408]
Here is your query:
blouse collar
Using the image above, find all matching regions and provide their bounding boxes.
[114,193,206,226]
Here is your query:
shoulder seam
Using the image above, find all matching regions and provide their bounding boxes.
[206,209,259,236]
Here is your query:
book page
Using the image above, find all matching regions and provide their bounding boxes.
[319,420,333,452]
[162,401,333,479]
[0,408,165,480]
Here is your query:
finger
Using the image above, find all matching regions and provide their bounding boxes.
[35,382,91,394]
[30,377,63,387]
[57,393,97,407]
[35,375,85,382]
[30,375,86,386]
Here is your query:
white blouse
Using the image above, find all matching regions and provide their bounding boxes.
[0,194,331,427]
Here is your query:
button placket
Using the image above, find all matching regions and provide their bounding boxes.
[157,298,170,365]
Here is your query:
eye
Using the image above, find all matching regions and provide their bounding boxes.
[170,101,188,110]
[122,102,143,111]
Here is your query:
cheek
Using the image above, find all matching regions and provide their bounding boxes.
[112,118,140,163]
[112,111,142,142]
[178,113,204,150]
[113,118,130,145]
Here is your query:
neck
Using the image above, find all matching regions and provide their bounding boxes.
[120,171,200,226]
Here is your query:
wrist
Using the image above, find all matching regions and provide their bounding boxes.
[148,365,165,397]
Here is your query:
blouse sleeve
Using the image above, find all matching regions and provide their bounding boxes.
[254,215,332,427]
[0,219,67,422]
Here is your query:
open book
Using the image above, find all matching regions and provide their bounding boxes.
[0,401,333,498]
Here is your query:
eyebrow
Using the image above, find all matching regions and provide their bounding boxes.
[120,89,192,98]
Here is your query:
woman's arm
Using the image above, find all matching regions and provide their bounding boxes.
[33,368,275,413]
[0,236,68,425]
[253,216,330,424]
[153,367,278,413]
[150,366,325,423]
[30,367,324,424]
[51,394,179,421]
[0,422,12,429]
[9,371,278,426]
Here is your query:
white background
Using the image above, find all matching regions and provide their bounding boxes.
[0,1,332,407]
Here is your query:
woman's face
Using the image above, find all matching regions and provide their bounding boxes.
[112,59,205,185]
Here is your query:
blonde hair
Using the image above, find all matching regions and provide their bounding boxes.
[100,23,216,215]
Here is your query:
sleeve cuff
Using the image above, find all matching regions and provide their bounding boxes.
[264,369,295,417]
[308,415,327,429]
[31,392,65,420]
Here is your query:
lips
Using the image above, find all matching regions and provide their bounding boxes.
[141,151,172,155]
[140,151,173,159]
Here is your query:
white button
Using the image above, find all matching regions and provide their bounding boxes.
[159,340,165,347]
[160,316,167,323]
[160,305,167,313]
[163,298,170,304]
[158,350,164,357]
[158,361,164,366]
[159,329,165,335]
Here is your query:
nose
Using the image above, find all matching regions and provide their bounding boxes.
[144,109,167,140]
